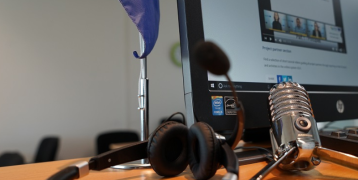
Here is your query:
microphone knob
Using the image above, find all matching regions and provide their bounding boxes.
[295,117,312,131]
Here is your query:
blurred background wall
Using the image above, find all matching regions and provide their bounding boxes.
[0,0,185,162]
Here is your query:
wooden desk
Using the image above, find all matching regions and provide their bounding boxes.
[0,157,357,180]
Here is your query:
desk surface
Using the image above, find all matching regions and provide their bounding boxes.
[0,157,357,180]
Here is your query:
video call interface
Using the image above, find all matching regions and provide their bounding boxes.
[260,0,346,53]
[200,0,358,116]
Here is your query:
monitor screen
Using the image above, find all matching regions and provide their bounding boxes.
[177,0,358,140]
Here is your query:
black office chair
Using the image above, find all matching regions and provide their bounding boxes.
[34,136,59,163]
[0,152,25,167]
[96,131,139,155]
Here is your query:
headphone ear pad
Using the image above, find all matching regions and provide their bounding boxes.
[147,121,189,177]
[188,122,220,180]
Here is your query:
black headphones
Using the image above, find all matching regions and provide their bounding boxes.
[48,114,238,180]
[147,120,238,179]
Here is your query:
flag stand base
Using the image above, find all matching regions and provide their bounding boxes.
[111,163,151,169]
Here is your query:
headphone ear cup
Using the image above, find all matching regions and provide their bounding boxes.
[147,121,189,177]
[188,122,220,180]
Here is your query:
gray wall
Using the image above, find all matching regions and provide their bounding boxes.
[0,0,185,162]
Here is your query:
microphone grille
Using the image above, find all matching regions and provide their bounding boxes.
[268,82,314,121]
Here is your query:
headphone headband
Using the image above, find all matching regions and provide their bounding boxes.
[90,141,148,171]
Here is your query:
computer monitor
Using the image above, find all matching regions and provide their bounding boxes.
[177,0,358,141]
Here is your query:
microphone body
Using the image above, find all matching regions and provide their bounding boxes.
[268,82,321,171]
[252,81,358,180]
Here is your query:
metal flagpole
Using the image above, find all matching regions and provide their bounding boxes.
[138,34,150,165]
[111,34,151,169]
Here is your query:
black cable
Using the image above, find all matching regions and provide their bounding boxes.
[194,113,200,123]
[163,112,186,125]
[149,112,186,138]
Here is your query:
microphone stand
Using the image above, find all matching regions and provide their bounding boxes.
[250,146,358,180]
[250,146,296,180]
[315,147,358,170]
[112,34,151,169]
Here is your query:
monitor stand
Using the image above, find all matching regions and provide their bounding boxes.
[236,149,272,165]
[234,127,272,165]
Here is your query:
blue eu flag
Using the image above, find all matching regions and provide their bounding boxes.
[119,0,160,59]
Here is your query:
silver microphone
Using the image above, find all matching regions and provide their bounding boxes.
[268,81,321,171]
[251,82,358,180]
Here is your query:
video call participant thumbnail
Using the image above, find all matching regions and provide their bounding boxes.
[307,20,326,39]
[294,17,306,34]
[288,15,307,36]
[272,12,282,30]
[264,10,287,32]
[312,22,321,37]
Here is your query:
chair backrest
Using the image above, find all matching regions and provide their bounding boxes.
[96,131,139,154]
[0,152,24,167]
[34,137,59,163]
